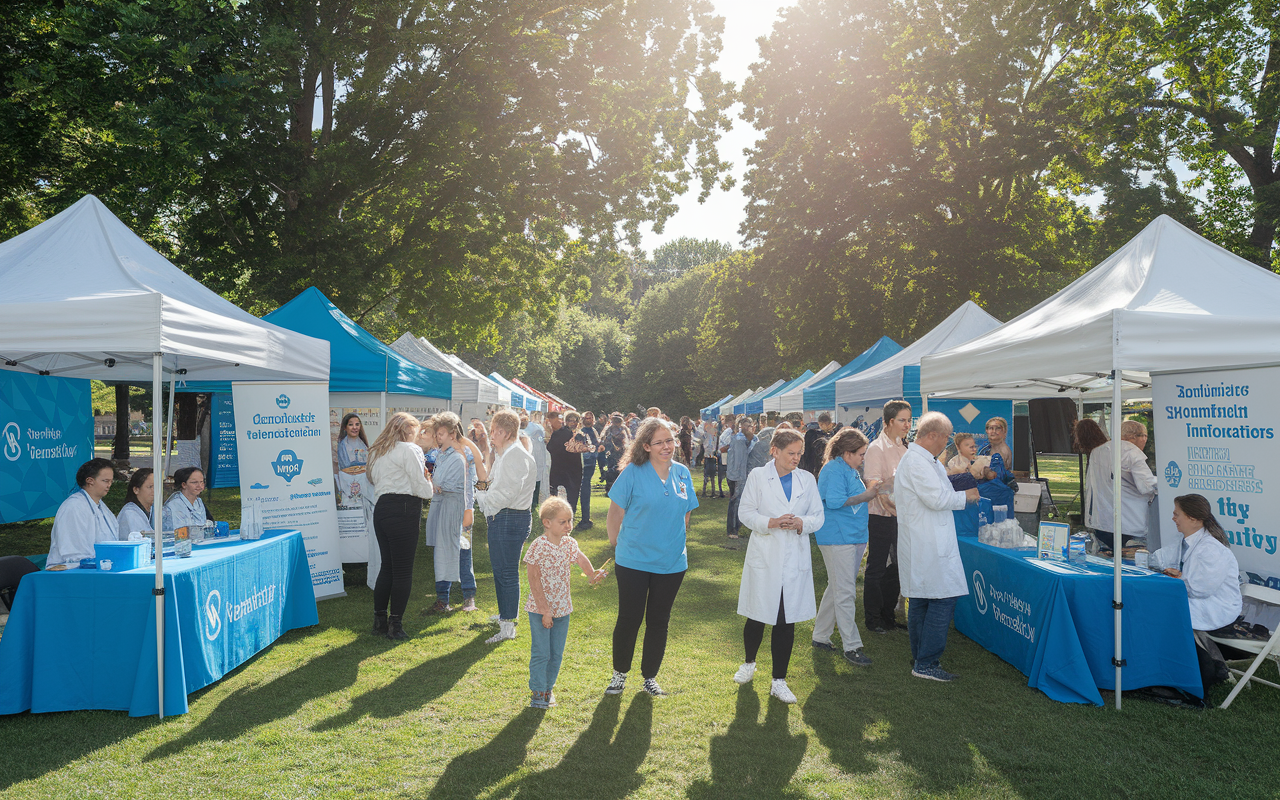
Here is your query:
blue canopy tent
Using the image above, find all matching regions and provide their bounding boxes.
[733,379,785,415]
[743,372,813,415]
[490,372,543,412]
[799,336,903,411]
[700,394,734,421]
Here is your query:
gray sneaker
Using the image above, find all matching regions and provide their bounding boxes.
[911,664,958,682]
[843,648,872,667]
[604,671,627,695]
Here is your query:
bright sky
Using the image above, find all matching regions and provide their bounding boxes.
[638,0,794,255]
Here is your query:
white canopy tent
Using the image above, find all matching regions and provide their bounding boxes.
[390,333,509,407]
[834,301,1002,408]
[0,195,331,717]
[719,388,758,417]
[770,361,842,414]
[919,214,1280,708]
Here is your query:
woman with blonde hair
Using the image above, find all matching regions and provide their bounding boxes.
[424,412,488,613]
[368,412,434,640]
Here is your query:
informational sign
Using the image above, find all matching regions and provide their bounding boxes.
[929,399,1016,454]
[0,371,93,524]
[1153,365,1280,587]
[208,393,239,489]
[334,470,374,562]
[232,381,345,600]
[1037,521,1070,561]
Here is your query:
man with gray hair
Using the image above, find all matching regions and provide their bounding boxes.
[895,411,979,682]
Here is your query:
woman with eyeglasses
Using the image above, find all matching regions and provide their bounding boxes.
[604,418,700,697]
[47,458,119,568]
[163,467,214,532]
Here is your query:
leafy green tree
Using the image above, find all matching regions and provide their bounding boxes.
[630,237,733,303]
[688,252,788,400]
[621,264,714,416]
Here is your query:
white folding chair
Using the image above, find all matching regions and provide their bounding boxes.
[1211,584,1280,709]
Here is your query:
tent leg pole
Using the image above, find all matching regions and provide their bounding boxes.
[152,353,165,720]
[1111,369,1123,710]
[163,374,176,478]
[922,394,929,414]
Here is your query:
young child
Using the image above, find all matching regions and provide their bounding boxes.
[524,496,606,708]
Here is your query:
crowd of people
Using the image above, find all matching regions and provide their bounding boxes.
[32,399,1246,709]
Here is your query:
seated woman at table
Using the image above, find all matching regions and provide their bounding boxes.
[115,468,155,538]
[337,413,370,474]
[1149,493,1242,695]
[47,458,119,568]
[162,467,213,531]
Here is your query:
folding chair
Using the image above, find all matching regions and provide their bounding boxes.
[1211,584,1280,709]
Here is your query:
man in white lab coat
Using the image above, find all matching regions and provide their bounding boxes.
[895,412,979,683]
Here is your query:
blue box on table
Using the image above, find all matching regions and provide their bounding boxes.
[94,540,150,572]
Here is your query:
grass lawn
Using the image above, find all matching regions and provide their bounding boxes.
[2,485,1280,798]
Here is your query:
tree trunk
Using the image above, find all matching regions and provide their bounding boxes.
[112,384,130,462]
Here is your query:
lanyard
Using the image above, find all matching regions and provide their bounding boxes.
[1180,533,1207,572]
[80,490,113,537]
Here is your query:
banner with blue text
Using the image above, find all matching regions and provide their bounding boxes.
[231,381,344,599]
[0,371,92,524]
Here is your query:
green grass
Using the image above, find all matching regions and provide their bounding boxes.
[3,486,1280,798]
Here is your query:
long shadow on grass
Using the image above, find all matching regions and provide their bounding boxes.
[506,693,653,800]
[686,685,807,800]
[0,712,159,790]
[310,631,490,732]
[144,635,373,761]
[425,707,543,800]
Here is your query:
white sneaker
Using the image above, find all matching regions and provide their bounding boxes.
[489,614,501,622]
[485,619,516,644]
[733,662,756,684]
[604,671,627,695]
[770,678,796,704]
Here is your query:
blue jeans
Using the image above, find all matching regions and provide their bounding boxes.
[528,612,571,693]
[907,596,959,670]
[726,479,742,535]
[580,455,596,524]
[436,545,477,603]
[487,509,531,620]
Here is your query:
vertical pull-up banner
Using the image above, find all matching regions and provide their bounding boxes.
[232,381,345,600]
[0,371,92,524]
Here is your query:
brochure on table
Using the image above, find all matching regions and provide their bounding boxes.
[232,381,345,600]
[1037,521,1071,561]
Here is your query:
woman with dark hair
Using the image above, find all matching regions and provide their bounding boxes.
[1150,493,1242,695]
[732,429,825,704]
[337,413,370,473]
[47,458,118,568]
[810,428,881,667]
[604,417,700,697]
[116,468,155,538]
[163,467,213,531]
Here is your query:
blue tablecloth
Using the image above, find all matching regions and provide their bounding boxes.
[0,529,318,717]
[954,537,1202,705]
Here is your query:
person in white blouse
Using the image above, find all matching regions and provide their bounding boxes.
[733,429,826,704]
[115,468,155,538]
[475,409,538,644]
[47,459,119,568]
[162,467,211,532]
[895,412,979,683]
[367,412,434,641]
[1150,493,1242,695]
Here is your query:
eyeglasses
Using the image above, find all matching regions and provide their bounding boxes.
[649,438,676,447]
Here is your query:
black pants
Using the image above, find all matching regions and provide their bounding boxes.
[373,494,422,617]
[612,564,686,678]
[864,514,900,628]
[549,469,582,518]
[744,591,795,679]
[726,479,741,535]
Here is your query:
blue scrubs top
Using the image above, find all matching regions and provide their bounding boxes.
[609,460,700,574]
[814,458,869,546]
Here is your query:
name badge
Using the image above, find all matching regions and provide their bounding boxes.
[674,479,688,500]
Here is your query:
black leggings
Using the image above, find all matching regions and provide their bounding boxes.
[744,591,795,679]
[612,564,685,678]
[373,494,422,617]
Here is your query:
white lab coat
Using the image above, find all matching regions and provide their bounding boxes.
[736,460,825,624]
[1085,440,1157,536]
[1149,529,1242,631]
[48,490,119,567]
[895,443,969,599]
[116,502,152,539]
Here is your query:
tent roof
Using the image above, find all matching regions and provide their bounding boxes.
[745,374,811,415]
[800,337,903,411]
[836,303,1001,407]
[735,379,787,414]
[721,388,757,415]
[490,373,541,411]
[512,379,556,411]
[543,391,575,411]
[920,216,1280,398]
[390,333,507,405]
[0,194,329,382]
[768,361,842,413]
[701,394,734,419]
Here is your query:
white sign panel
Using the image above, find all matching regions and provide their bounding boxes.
[1153,366,1279,588]
[233,381,346,600]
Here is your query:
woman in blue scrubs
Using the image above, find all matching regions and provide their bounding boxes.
[604,418,700,697]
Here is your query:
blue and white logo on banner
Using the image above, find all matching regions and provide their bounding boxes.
[204,589,223,641]
[0,372,92,524]
[972,571,989,615]
[276,394,291,409]
[1164,460,1182,488]
[272,449,304,482]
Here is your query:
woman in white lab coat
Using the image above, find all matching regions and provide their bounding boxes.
[733,429,825,704]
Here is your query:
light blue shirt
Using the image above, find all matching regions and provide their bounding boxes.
[608,461,700,574]
[727,433,751,482]
[163,492,209,531]
[337,436,368,470]
[814,458,870,546]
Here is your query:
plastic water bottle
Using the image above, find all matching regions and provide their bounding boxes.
[994,505,1008,524]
